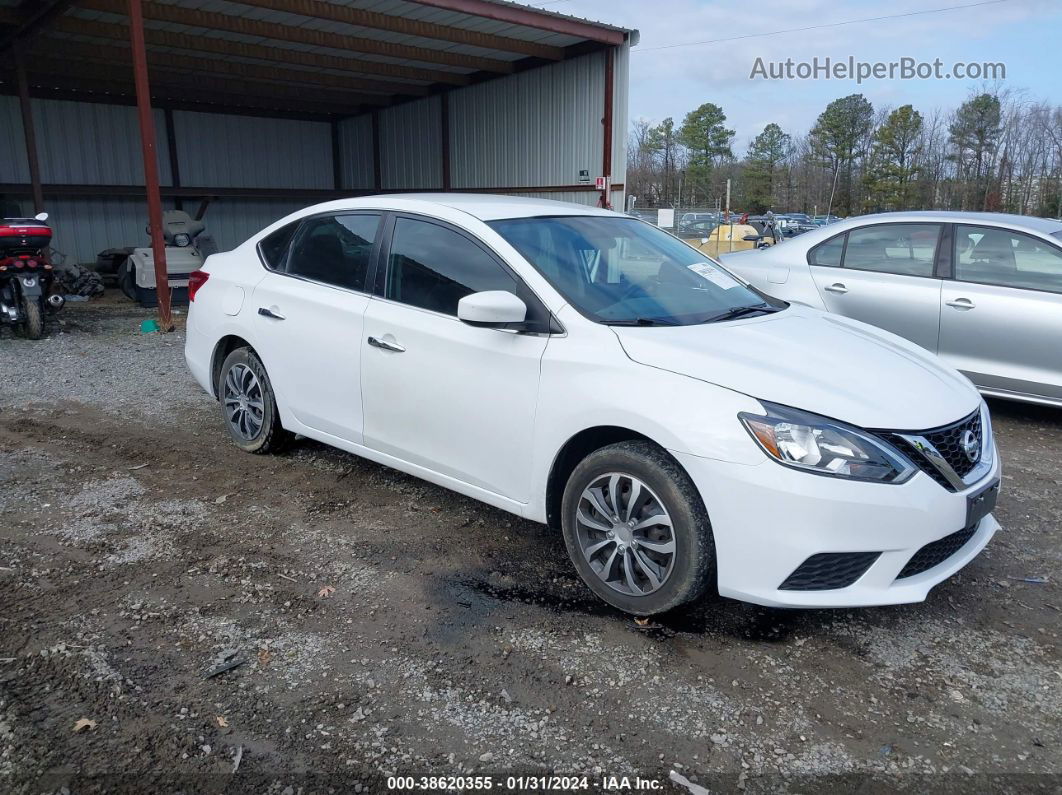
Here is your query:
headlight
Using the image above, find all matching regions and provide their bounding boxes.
[739,402,916,483]
[173,233,191,247]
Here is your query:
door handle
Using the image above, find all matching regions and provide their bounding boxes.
[945,298,975,310]
[367,335,406,353]
[258,306,285,320]
[824,283,848,294]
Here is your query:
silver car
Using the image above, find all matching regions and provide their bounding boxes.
[720,211,1062,408]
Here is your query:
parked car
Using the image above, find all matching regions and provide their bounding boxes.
[720,211,1062,408]
[680,212,719,226]
[185,195,999,615]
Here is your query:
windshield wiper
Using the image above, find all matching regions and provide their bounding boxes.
[700,303,780,324]
[602,317,678,327]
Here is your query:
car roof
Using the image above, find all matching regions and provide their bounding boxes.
[301,193,617,222]
[827,210,1061,234]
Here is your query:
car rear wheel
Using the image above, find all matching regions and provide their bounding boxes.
[218,347,292,454]
[561,441,715,615]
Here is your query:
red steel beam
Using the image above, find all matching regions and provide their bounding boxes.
[13,42,43,213]
[127,0,171,330]
[81,0,515,73]
[600,46,613,208]
[233,0,563,60]
[0,182,623,199]
[0,0,75,53]
[407,0,625,45]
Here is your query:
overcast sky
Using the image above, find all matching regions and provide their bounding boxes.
[519,0,1062,155]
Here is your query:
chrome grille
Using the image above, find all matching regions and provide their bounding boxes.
[877,409,987,492]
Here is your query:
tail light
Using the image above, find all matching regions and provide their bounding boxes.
[188,270,210,301]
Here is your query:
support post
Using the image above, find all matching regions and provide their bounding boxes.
[371,110,382,192]
[599,47,613,209]
[331,119,343,192]
[440,92,451,191]
[128,0,172,330]
[14,43,44,214]
[163,108,182,210]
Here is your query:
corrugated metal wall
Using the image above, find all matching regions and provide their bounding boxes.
[33,99,172,186]
[337,114,374,190]
[449,51,605,190]
[0,96,30,184]
[172,111,332,189]
[378,95,443,190]
[611,43,630,192]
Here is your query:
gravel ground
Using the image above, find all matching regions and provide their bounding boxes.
[1,295,1060,793]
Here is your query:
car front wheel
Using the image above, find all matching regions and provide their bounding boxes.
[218,347,292,454]
[560,441,715,615]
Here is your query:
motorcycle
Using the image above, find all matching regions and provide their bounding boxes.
[0,212,63,339]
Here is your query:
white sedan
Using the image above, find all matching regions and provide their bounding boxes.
[185,195,1000,615]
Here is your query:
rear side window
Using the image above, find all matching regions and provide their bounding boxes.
[808,234,844,267]
[258,222,299,270]
[841,223,940,277]
[286,214,380,292]
[383,217,518,315]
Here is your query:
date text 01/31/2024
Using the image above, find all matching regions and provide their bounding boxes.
[386,775,665,791]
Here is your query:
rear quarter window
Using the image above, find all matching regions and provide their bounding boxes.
[258,221,299,270]
[808,233,845,267]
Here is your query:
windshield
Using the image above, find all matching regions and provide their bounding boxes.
[489,216,783,325]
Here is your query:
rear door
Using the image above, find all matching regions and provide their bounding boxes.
[809,222,944,351]
[938,224,1062,401]
[251,212,381,443]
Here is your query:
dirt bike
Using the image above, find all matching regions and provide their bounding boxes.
[0,212,64,339]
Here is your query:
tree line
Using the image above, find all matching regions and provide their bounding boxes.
[626,89,1062,218]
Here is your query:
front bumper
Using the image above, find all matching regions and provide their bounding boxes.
[672,446,1001,608]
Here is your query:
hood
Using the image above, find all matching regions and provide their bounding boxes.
[613,305,980,431]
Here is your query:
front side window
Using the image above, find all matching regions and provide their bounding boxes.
[955,225,1062,294]
[489,216,780,326]
[841,223,940,277]
[808,234,844,267]
[286,214,379,292]
[384,217,518,315]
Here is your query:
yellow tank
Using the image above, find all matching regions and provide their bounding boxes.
[684,223,773,258]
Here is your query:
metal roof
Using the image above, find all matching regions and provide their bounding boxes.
[0,0,636,120]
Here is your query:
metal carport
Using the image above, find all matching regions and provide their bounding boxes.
[0,0,635,326]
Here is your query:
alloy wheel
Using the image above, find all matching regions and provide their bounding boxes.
[575,472,676,596]
[223,363,265,441]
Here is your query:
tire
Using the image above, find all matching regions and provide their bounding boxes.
[560,441,715,615]
[117,259,137,300]
[218,347,293,454]
[18,297,44,340]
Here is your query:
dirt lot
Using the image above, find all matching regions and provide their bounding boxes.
[1,296,1060,793]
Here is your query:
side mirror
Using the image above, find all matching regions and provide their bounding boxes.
[742,234,762,242]
[457,290,527,328]
[34,212,48,222]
